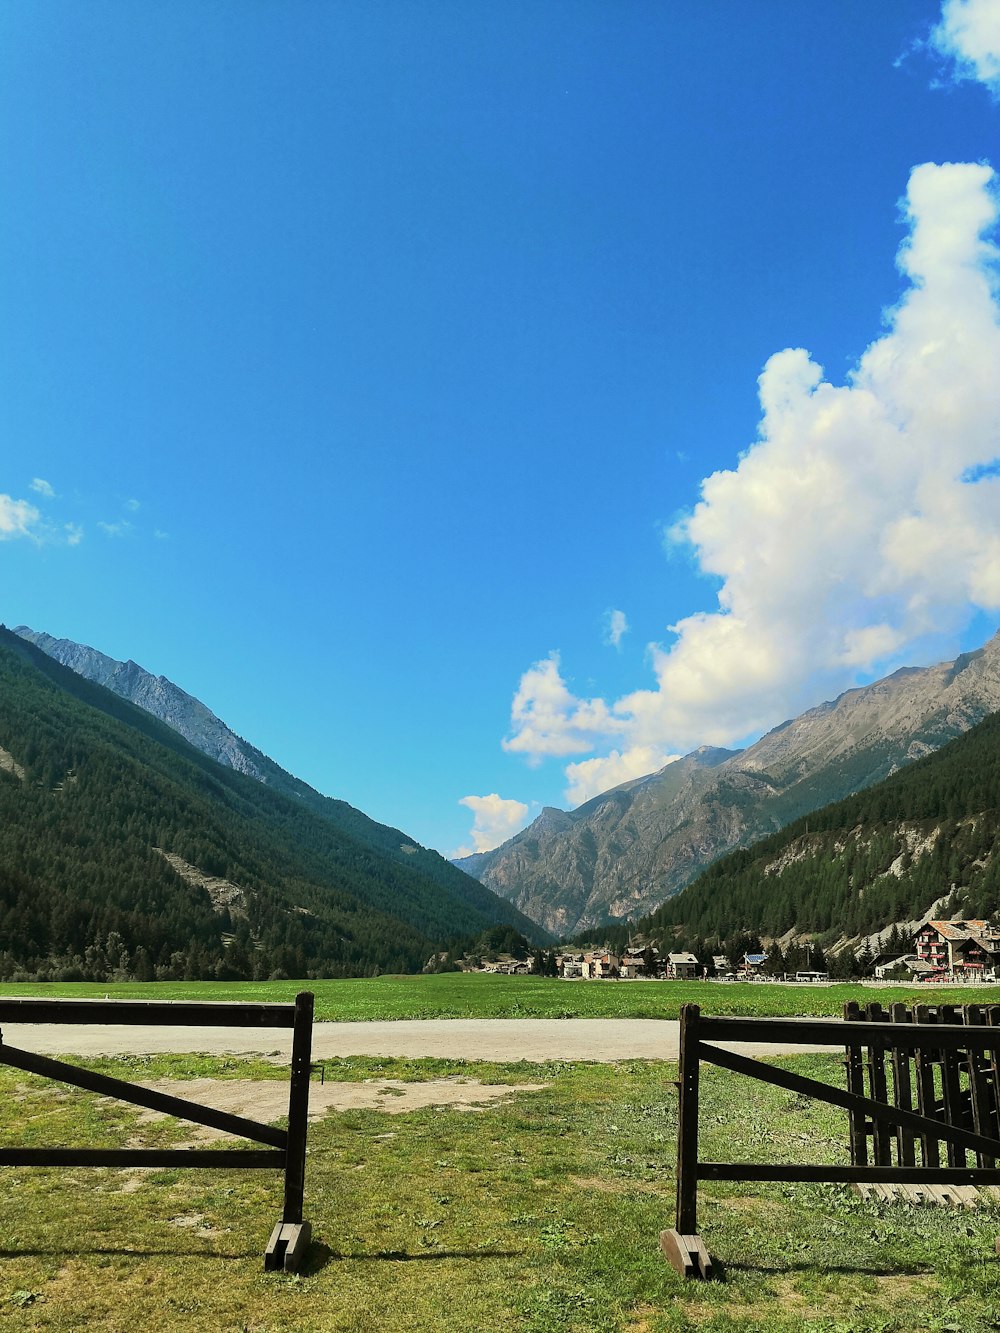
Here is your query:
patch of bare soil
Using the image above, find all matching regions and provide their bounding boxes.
[168,1212,228,1238]
[130,1076,547,1142]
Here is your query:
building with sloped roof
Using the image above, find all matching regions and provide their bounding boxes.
[913,920,1000,978]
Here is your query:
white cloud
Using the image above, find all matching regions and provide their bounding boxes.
[603,608,629,649]
[64,523,84,546]
[30,477,55,498]
[506,161,1000,775]
[0,493,41,541]
[452,793,531,857]
[932,0,1000,93]
[502,653,622,762]
[125,497,141,512]
[97,520,134,538]
[564,747,680,808]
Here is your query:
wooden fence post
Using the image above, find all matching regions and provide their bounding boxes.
[661,1003,712,1278]
[265,990,314,1272]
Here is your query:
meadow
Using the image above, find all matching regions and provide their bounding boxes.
[3,972,1000,1021]
[4,976,1000,1329]
[2,1049,1000,1331]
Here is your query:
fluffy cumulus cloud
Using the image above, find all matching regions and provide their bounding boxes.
[506,161,1000,781]
[0,493,41,541]
[502,653,619,761]
[30,477,55,498]
[603,608,629,649]
[932,0,1000,93]
[452,793,531,857]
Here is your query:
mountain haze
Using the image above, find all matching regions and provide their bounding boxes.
[457,635,1000,935]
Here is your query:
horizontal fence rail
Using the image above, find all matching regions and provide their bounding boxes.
[0,990,314,1272]
[0,998,298,1027]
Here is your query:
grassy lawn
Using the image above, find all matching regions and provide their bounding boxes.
[1,1051,1000,1331]
[3,973,1000,1021]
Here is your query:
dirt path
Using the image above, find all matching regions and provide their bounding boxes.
[0,1017,833,1062]
[132,1076,549,1137]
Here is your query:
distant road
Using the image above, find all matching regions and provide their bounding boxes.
[0,1017,833,1062]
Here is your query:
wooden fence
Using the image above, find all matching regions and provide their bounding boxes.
[663,1002,1000,1279]
[0,991,314,1272]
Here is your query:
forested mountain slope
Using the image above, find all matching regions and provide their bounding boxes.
[645,706,1000,948]
[14,625,507,924]
[0,628,542,981]
[457,634,1000,935]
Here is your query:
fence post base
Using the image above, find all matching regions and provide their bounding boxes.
[660,1228,712,1279]
[264,1220,311,1273]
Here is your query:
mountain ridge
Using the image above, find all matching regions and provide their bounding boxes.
[13,625,544,941]
[457,635,1000,935]
[0,625,547,983]
[644,703,1000,952]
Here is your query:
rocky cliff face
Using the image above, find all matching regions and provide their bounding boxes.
[14,627,268,780]
[456,636,1000,936]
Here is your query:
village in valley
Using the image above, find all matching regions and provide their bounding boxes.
[463,917,1000,986]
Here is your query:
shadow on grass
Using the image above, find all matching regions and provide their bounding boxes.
[0,1245,257,1261]
[720,1259,939,1278]
[315,1245,523,1264]
[0,1239,521,1271]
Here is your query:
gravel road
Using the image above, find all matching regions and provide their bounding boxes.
[0,1017,833,1062]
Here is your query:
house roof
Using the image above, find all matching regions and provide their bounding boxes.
[668,952,698,964]
[744,953,768,965]
[923,919,994,941]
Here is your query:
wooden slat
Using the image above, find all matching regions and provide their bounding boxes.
[987,1007,1000,1141]
[866,1002,891,1165]
[939,1004,966,1167]
[965,1007,994,1167]
[890,1002,916,1166]
[913,1004,940,1168]
[844,1000,868,1166]
[952,1183,981,1208]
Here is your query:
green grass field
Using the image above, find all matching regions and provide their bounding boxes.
[2,1051,1000,1331]
[4,976,1000,1329]
[3,972,1000,1021]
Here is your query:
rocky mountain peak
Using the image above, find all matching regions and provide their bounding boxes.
[462,633,1000,936]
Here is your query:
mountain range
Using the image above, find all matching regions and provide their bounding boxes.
[455,635,1000,935]
[12,621,1000,956]
[13,625,542,938]
[645,701,1000,954]
[0,625,543,982]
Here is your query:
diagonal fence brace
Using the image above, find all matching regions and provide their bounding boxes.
[0,1042,287,1148]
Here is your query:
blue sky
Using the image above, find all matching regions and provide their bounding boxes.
[3,1,1000,857]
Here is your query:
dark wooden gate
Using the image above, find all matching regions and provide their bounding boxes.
[844,999,1000,1204]
[0,991,314,1272]
[662,1002,1000,1279]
